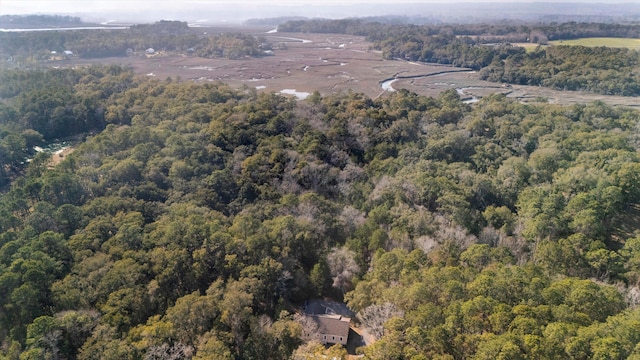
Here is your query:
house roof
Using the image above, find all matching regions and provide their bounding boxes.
[311,314,350,338]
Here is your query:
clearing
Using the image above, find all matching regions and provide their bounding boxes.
[550,37,640,50]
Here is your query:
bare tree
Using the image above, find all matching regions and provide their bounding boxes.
[356,302,404,339]
[326,247,360,295]
[339,206,366,235]
[415,235,439,254]
[296,160,337,194]
[337,162,365,197]
[294,313,320,340]
[144,343,194,360]
[40,329,62,360]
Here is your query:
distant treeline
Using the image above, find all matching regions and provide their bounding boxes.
[280,19,640,96]
[0,15,83,28]
[480,45,640,96]
[0,20,270,61]
[243,16,309,26]
[279,18,640,43]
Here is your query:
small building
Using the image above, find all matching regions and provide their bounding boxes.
[64,50,73,56]
[49,51,61,60]
[301,314,350,345]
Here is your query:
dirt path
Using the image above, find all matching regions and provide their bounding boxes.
[351,325,376,346]
[48,147,74,168]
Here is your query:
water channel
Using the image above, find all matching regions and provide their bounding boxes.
[379,70,480,103]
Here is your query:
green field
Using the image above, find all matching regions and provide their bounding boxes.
[550,37,640,50]
[511,42,546,53]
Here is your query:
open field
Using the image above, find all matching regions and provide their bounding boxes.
[50,28,640,108]
[550,37,640,50]
[510,42,545,52]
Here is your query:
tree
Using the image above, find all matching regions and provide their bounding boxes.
[309,259,331,297]
[23,316,61,360]
[163,290,219,345]
[193,331,233,360]
[291,341,347,360]
[220,279,254,353]
[326,247,360,296]
[100,287,150,333]
[357,302,404,339]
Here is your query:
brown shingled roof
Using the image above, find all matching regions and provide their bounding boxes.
[311,314,350,339]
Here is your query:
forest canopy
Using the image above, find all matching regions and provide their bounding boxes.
[2,65,640,359]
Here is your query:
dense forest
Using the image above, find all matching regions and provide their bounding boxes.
[2,64,640,359]
[280,19,640,96]
[479,45,640,95]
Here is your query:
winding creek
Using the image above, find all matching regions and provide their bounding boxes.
[456,88,480,104]
[266,35,313,44]
[380,69,480,103]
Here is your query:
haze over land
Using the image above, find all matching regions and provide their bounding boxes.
[3,1,640,24]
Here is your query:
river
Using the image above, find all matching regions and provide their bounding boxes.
[0,26,129,32]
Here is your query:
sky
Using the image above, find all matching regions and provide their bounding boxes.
[2,0,636,23]
[2,0,626,13]
[1,0,414,14]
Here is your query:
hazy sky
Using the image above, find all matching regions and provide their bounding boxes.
[3,0,420,14]
[2,0,626,14]
[2,0,636,23]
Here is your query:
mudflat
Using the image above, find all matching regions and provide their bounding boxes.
[51,28,640,107]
